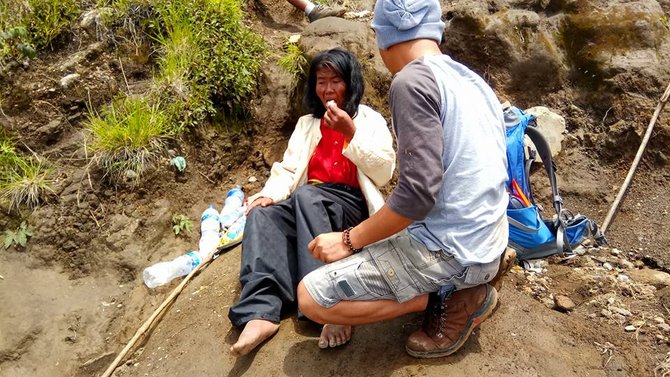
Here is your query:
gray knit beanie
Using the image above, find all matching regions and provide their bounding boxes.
[371,0,445,49]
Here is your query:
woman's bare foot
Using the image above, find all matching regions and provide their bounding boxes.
[318,324,352,349]
[230,319,280,356]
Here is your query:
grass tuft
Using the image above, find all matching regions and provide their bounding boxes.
[0,136,54,212]
[86,96,173,184]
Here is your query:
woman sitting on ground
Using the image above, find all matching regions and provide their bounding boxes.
[228,48,395,356]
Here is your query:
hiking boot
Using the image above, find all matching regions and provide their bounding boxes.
[489,247,517,292]
[405,284,498,358]
[307,4,346,23]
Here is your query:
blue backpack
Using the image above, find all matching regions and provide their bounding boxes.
[504,105,606,261]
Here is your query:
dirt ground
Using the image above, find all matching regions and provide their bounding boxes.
[1,0,670,376]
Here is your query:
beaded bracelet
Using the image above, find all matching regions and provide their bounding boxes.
[342,227,363,254]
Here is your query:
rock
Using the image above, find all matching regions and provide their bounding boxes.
[658,323,670,333]
[35,119,64,145]
[60,73,80,88]
[611,307,632,316]
[603,262,613,271]
[611,248,623,256]
[654,317,666,324]
[524,106,566,160]
[617,274,630,282]
[554,295,576,312]
[248,176,257,183]
[79,8,112,30]
[601,309,612,318]
[624,325,637,332]
[632,320,646,327]
[628,268,670,288]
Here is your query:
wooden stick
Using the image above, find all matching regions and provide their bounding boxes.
[101,249,218,377]
[601,81,670,233]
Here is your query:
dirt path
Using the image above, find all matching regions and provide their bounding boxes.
[114,247,628,377]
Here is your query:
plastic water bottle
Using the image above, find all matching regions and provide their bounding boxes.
[199,205,221,259]
[219,187,245,230]
[143,251,201,288]
[221,214,246,244]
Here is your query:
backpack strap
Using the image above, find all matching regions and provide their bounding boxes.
[524,126,571,255]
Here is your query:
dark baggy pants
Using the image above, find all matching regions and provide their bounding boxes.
[228,183,368,327]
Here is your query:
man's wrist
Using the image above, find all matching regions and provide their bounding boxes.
[342,227,362,254]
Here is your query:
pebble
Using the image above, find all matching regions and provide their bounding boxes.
[612,313,626,323]
[658,323,670,333]
[654,317,666,324]
[60,73,80,88]
[554,295,576,312]
[617,274,630,282]
[632,320,646,327]
[611,248,622,256]
[248,176,257,183]
[603,262,613,271]
[601,309,612,318]
[624,325,637,332]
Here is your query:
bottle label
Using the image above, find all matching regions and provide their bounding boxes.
[186,251,201,268]
[201,213,217,221]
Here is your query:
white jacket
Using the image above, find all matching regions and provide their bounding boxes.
[250,104,395,215]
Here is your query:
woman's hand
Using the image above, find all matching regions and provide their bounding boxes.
[323,101,355,141]
[246,196,274,215]
[308,232,352,263]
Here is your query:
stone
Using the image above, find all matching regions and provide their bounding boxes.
[554,295,576,312]
[658,323,670,333]
[601,309,612,318]
[611,307,631,316]
[60,73,80,88]
[654,317,666,324]
[524,106,566,160]
[624,325,637,332]
[628,268,670,288]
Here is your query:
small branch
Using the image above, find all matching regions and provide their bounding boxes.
[199,170,216,184]
[118,57,130,93]
[90,209,100,228]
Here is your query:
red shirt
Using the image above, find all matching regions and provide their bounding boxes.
[307,119,359,188]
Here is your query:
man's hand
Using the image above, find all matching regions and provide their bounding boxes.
[308,232,352,263]
[323,101,355,140]
[246,196,274,215]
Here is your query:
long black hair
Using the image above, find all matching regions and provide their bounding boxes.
[303,48,365,119]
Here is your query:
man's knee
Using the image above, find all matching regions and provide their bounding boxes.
[297,281,326,324]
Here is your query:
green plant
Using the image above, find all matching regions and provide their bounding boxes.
[27,0,80,48]
[86,96,173,184]
[151,0,266,118]
[1,157,54,212]
[0,135,54,212]
[278,41,307,90]
[3,221,33,249]
[172,213,193,235]
[0,26,36,60]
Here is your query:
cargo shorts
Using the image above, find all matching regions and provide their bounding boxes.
[302,230,502,308]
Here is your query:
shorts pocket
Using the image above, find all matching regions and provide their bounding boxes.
[463,260,499,285]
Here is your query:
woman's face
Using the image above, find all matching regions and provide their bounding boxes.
[315,66,347,109]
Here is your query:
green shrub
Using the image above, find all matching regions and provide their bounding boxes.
[86,96,173,184]
[152,0,265,119]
